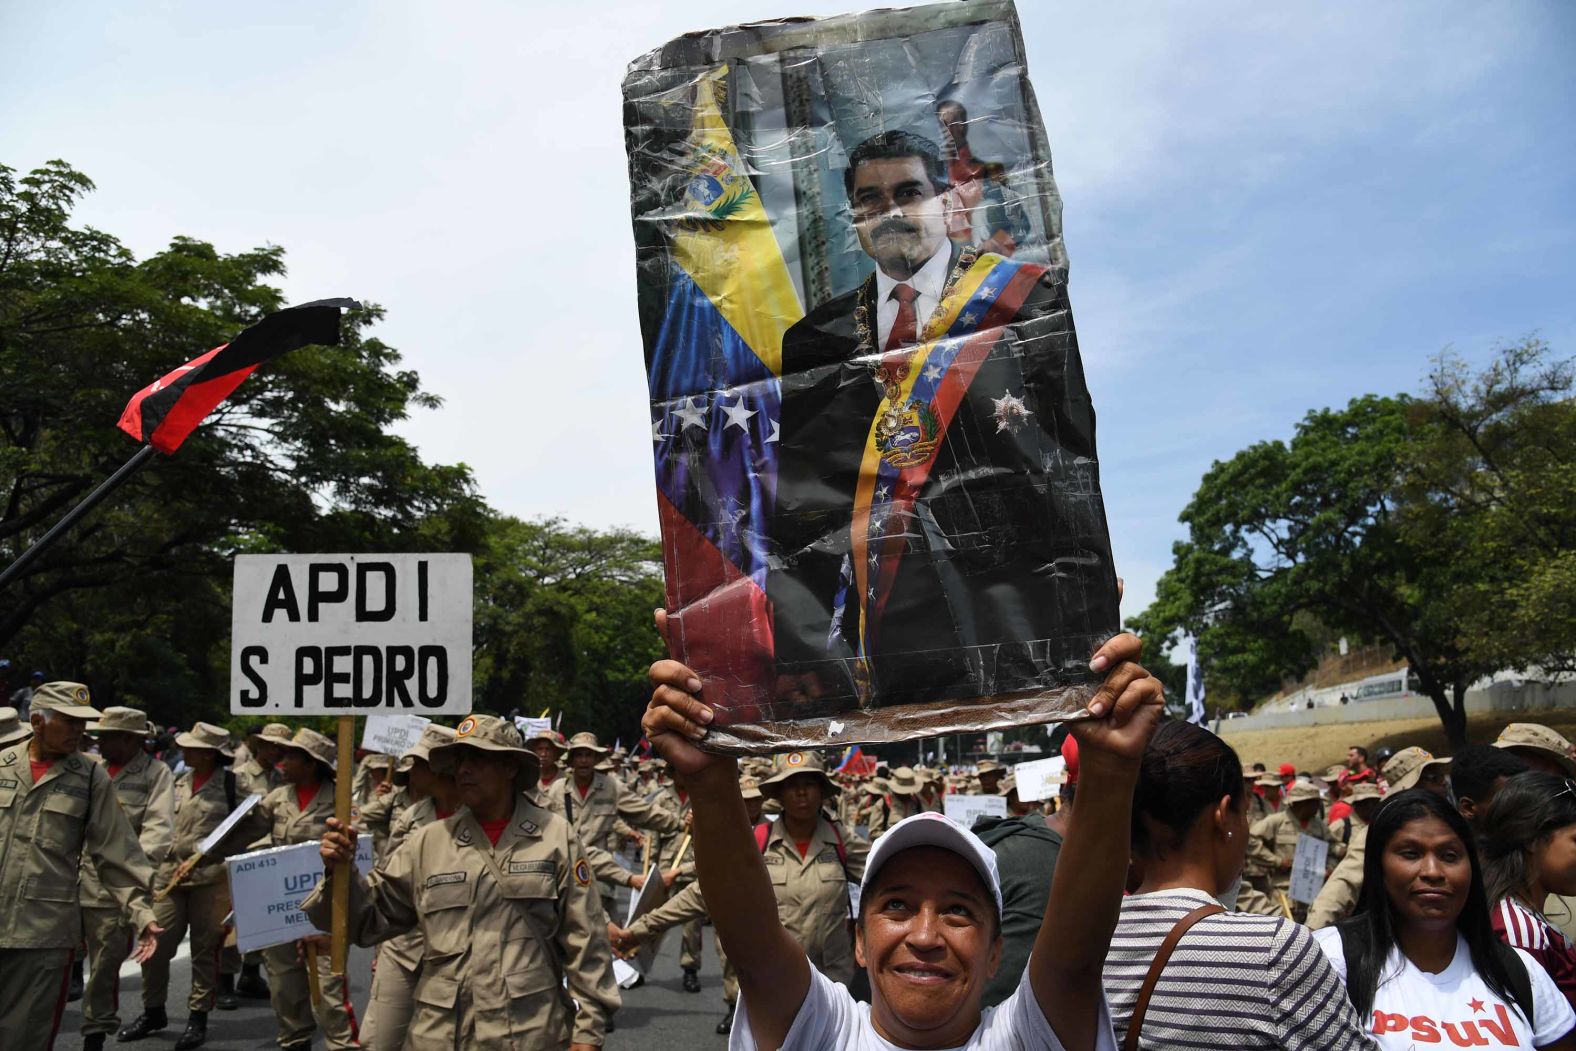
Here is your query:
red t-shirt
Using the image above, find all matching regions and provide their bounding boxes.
[1494,896,1576,1009]
[29,757,55,783]
[1327,800,1353,824]
[435,805,456,820]
[576,782,592,801]
[193,771,213,795]
[107,762,126,780]
[795,840,812,858]
[295,783,321,812]
[480,819,510,846]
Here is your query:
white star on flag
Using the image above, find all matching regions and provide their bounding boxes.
[651,417,670,442]
[923,363,943,382]
[674,397,707,431]
[765,417,780,443]
[721,397,757,432]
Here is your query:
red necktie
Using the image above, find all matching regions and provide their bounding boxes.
[885,283,919,351]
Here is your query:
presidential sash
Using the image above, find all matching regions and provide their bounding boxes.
[840,252,1046,681]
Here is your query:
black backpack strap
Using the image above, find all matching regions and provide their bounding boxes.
[1492,940,1537,1030]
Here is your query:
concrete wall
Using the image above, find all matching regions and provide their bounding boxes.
[1218,681,1576,734]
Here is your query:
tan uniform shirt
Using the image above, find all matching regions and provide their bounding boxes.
[304,794,619,1048]
[1307,824,1367,930]
[867,792,925,839]
[760,817,869,983]
[234,756,281,801]
[651,786,695,882]
[375,795,444,973]
[546,772,683,888]
[258,778,337,849]
[1247,809,1340,894]
[358,784,409,864]
[81,751,175,907]
[0,744,156,947]
[163,768,270,888]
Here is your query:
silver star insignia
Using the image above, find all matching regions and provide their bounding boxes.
[990,388,1034,435]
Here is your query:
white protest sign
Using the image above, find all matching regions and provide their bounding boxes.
[230,553,472,715]
[1013,757,1066,803]
[1289,833,1330,905]
[227,835,374,953]
[198,793,263,854]
[514,716,552,739]
[620,863,671,977]
[361,713,431,757]
[943,794,1008,828]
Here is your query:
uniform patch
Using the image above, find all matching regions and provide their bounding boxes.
[785,752,805,767]
[764,855,785,866]
[508,860,553,875]
[74,687,89,703]
[573,858,591,886]
[456,717,478,738]
[0,751,15,767]
[53,784,89,800]
[815,850,839,863]
[0,779,15,789]
[455,826,474,846]
[518,820,540,837]
[425,872,467,887]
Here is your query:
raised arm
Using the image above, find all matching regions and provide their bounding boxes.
[1030,633,1163,1051]
[646,621,809,1051]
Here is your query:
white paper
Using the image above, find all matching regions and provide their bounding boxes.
[197,792,263,854]
[942,794,1008,828]
[1289,833,1330,905]
[621,863,671,976]
[226,835,374,953]
[514,716,552,739]
[1013,757,1066,803]
[361,713,432,757]
[613,957,643,988]
[230,553,473,715]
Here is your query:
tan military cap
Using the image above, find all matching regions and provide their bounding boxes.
[1254,773,1283,788]
[1383,746,1451,792]
[886,766,924,795]
[0,707,31,747]
[529,728,568,755]
[395,723,458,782]
[739,775,763,800]
[90,706,153,736]
[595,757,615,772]
[247,722,295,751]
[1284,780,1322,804]
[30,681,99,720]
[284,727,338,771]
[1494,723,1576,776]
[760,750,840,798]
[432,715,540,787]
[176,721,234,756]
[1347,782,1383,804]
[1324,764,1348,782]
[565,731,608,756]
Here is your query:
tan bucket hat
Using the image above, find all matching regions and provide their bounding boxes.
[283,727,338,772]
[1284,780,1322,805]
[740,775,763,800]
[90,706,153,736]
[176,722,235,757]
[247,722,295,752]
[1254,773,1283,789]
[886,766,924,795]
[431,714,541,785]
[565,731,609,757]
[1383,746,1451,792]
[0,707,31,747]
[30,681,99,720]
[1347,782,1383,804]
[760,751,840,798]
[997,773,1018,798]
[1494,723,1576,776]
[395,723,459,782]
[976,759,1003,775]
[528,729,568,755]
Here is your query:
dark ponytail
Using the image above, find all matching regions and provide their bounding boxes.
[1132,720,1245,859]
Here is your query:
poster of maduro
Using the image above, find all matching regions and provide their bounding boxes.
[624,0,1119,752]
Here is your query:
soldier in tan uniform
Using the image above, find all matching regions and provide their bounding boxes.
[230,722,289,1001]
[123,722,268,1049]
[359,722,458,1051]
[307,714,619,1050]
[77,707,174,1051]
[0,706,31,748]
[528,728,568,794]
[649,769,705,990]
[352,751,394,810]
[0,683,162,1051]
[545,731,684,918]
[259,728,359,1051]
[1244,779,1342,921]
[865,765,926,838]
[1306,782,1383,930]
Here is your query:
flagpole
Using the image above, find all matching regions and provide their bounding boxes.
[0,444,158,592]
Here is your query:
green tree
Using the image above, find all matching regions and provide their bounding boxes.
[0,160,487,723]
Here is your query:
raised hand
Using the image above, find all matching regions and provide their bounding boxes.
[1069,632,1164,767]
[644,609,730,779]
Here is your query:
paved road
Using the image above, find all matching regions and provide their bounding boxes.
[55,927,734,1050]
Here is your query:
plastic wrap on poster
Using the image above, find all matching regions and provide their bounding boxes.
[624,0,1119,753]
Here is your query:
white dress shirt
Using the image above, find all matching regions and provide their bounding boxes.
[873,241,951,349]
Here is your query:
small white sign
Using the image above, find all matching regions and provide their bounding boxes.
[1289,833,1330,905]
[620,863,672,977]
[1013,757,1066,803]
[227,835,374,953]
[230,554,473,715]
[361,714,432,757]
[514,716,552,740]
[943,794,1008,828]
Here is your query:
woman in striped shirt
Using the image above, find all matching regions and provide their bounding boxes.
[1102,720,1374,1050]
[1480,772,1576,1011]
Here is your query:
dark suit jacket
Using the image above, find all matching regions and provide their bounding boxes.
[766,250,1117,711]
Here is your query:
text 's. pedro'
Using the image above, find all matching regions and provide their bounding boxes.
[625,0,1118,751]
[229,554,473,715]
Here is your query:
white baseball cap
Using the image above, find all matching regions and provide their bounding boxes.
[862,812,1004,916]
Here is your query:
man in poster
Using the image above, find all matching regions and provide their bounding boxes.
[769,129,1114,711]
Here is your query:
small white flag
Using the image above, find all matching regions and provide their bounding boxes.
[1184,633,1207,725]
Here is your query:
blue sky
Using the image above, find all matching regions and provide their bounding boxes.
[4,0,1572,626]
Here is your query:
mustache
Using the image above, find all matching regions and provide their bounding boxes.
[870,217,920,239]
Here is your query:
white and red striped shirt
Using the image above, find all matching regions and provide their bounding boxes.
[1493,896,1576,1012]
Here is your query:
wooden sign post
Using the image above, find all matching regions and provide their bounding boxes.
[332,714,354,976]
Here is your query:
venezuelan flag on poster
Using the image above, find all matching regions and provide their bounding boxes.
[646,66,803,719]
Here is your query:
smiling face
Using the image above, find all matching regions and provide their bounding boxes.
[856,846,1001,1047]
[1382,815,1470,932]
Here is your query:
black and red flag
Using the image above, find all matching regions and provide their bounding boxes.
[118,297,358,454]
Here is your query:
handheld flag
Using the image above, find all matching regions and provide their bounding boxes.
[118,298,358,454]
[1184,633,1207,725]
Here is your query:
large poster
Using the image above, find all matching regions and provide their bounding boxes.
[625,0,1118,752]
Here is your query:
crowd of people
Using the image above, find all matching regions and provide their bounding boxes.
[4,644,1576,1050]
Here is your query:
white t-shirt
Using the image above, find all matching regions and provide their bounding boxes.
[729,960,1116,1051]
[1313,927,1576,1049]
